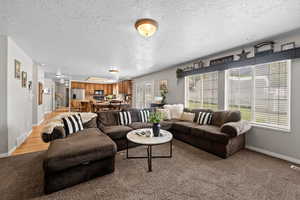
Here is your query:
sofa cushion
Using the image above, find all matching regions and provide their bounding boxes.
[180,112,195,122]
[83,117,97,129]
[191,125,230,144]
[139,110,151,123]
[160,119,178,130]
[62,114,84,136]
[118,111,132,125]
[224,111,241,123]
[44,128,117,173]
[157,109,171,120]
[97,111,119,126]
[163,104,184,119]
[123,108,155,122]
[211,110,241,127]
[172,121,198,133]
[196,112,213,125]
[128,122,153,130]
[102,125,133,140]
[189,109,213,123]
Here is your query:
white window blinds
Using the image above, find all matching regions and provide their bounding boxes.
[185,72,218,110]
[226,67,253,121]
[226,60,290,130]
[254,61,290,129]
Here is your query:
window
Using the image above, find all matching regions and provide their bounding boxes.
[226,60,291,130]
[185,71,218,110]
[134,81,154,108]
[226,67,253,121]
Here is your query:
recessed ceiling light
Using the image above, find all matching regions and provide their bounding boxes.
[135,18,158,37]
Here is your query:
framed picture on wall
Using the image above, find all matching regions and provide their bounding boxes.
[159,80,168,91]
[21,71,27,88]
[14,59,21,79]
[38,82,43,105]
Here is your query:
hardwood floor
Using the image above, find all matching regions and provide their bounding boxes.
[12,111,64,156]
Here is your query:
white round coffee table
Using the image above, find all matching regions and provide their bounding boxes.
[126,128,173,172]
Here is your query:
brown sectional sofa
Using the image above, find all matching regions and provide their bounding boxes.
[44,128,117,194]
[42,108,251,158]
[42,108,251,193]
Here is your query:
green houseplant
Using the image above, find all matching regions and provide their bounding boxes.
[160,88,168,104]
[149,112,163,137]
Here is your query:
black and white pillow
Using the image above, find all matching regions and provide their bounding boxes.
[118,111,132,125]
[140,110,150,123]
[62,114,84,136]
[197,112,213,125]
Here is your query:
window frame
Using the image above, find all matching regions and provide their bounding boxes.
[184,71,219,110]
[225,60,291,132]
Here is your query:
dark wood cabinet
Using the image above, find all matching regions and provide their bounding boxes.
[118,80,132,94]
[71,80,132,98]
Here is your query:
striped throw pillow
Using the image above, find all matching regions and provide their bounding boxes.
[62,114,84,136]
[118,111,132,125]
[140,110,150,123]
[197,112,213,125]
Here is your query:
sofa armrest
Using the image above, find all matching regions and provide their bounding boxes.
[97,122,106,133]
[41,126,65,143]
[83,117,97,129]
[220,120,251,137]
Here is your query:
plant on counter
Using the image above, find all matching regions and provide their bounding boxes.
[106,95,113,100]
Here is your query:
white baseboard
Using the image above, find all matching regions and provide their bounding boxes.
[0,129,32,158]
[0,146,17,158]
[246,145,300,165]
[32,118,44,126]
[16,129,32,147]
[8,146,17,155]
[0,152,9,158]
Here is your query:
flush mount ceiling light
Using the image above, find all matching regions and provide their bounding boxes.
[108,67,119,74]
[135,18,158,37]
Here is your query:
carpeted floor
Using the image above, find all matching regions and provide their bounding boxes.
[1,139,300,200]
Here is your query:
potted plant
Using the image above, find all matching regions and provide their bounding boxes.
[176,68,184,78]
[149,112,163,137]
[160,87,168,104]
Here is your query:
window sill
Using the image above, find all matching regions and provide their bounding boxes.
[250,122,291,133]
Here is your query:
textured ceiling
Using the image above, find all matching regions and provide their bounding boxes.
[1,0,300,79]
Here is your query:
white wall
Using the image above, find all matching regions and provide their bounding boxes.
[44,78,55,114]
[37,66,45,123]
[7,37,34,151]
[133,30,300,161]
[32,62,45,125]
[0,36,8,154]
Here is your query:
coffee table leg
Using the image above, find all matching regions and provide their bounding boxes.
[148,145,152,172]
[170,140,172,158]
[126,139,128,159]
